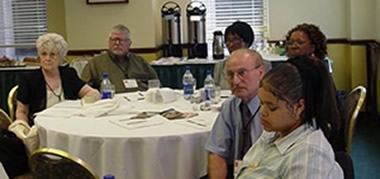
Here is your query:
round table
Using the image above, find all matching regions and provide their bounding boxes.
[35,92,220,179]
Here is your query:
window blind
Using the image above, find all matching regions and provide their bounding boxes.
[193,0,268,50]
[0,0,46,58]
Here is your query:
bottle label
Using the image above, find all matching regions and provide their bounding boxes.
[183,84,194,95]
[101,91,112,99]
[204,88,210,100]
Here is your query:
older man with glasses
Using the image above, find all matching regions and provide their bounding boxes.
[205,48,267,179]
[82,24,158,93]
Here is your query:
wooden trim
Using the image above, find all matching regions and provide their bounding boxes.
[348,39,379,45]
[326,38,348,44]
[268,38,380,46]
[86,0,128,5]
[67,46,162,56]
[67,40,380,56]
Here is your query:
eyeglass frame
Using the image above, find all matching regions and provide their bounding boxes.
[225,35,245,46]
[223,64,262,80]
[109,37,131,44]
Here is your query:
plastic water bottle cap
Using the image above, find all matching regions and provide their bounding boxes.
[103,174,115,179]
[185,66,191,70]
[102,73,109,79]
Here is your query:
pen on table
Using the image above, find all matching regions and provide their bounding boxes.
[124,96,131,101]
[127,120,147,125]
[187,120,206,127]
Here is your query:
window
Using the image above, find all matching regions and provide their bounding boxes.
[194,0,268,53]
[0,0,47,60]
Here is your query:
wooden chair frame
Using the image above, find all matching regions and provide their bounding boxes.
[344,86,366,154]
[29,148,99,179]
[7,85,18,121]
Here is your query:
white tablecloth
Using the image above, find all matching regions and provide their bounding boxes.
[35,92,221,179]
[0,162,9,179]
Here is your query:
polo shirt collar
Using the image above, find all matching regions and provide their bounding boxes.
[269,123,314,155]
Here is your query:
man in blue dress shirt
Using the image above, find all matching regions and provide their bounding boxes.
[205,48,267,179]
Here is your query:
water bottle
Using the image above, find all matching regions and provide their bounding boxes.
[100,73,115,99]
[103,174,115,179]
[183,66,196,100]
[203,70,216,110]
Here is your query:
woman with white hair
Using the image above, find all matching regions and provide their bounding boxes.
[13,33,99,126]
[0,33,99,178]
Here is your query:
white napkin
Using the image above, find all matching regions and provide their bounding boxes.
[145,88,177,103]
[79,98,121,118]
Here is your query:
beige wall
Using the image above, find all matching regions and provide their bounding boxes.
[349,0,376,39]
[62,0,191,50]
[268,0,347,40]
[46,0,66,38]
[268,0,377,40]
[64,0,156,50]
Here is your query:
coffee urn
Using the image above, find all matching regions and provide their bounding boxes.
[161,1,183,57]
[212,30,224,59]
[186,1,207,59]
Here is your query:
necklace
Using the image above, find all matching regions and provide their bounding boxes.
[46,82,63,101]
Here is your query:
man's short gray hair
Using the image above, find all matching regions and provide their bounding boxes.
[110,24,131,40]
[36,33,68,58]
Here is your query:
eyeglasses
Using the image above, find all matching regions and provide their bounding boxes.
[224,65,261,80]
[286,40,310,47]
[225,36,244,46]
[109,37,130,44]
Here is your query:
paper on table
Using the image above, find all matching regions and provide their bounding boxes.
[109,115,167,130]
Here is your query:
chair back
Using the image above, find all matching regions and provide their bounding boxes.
[70,57,90,78]
[7,85,18,121]
[339,85,366,154]
[0,108,12,129]
[29,148,99,179]
[335,151,354,179]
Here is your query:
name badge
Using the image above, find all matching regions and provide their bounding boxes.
[234,160,243,175]
[123,79,138,88]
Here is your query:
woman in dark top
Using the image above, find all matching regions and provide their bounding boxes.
[15,33,99,126]
[285,23,327,60]
[214,21,256,89]
[2,33,99,178]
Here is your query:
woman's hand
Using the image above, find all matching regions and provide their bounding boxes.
[79,84,101,100]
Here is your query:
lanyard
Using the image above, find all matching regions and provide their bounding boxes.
[242,105,261,131]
